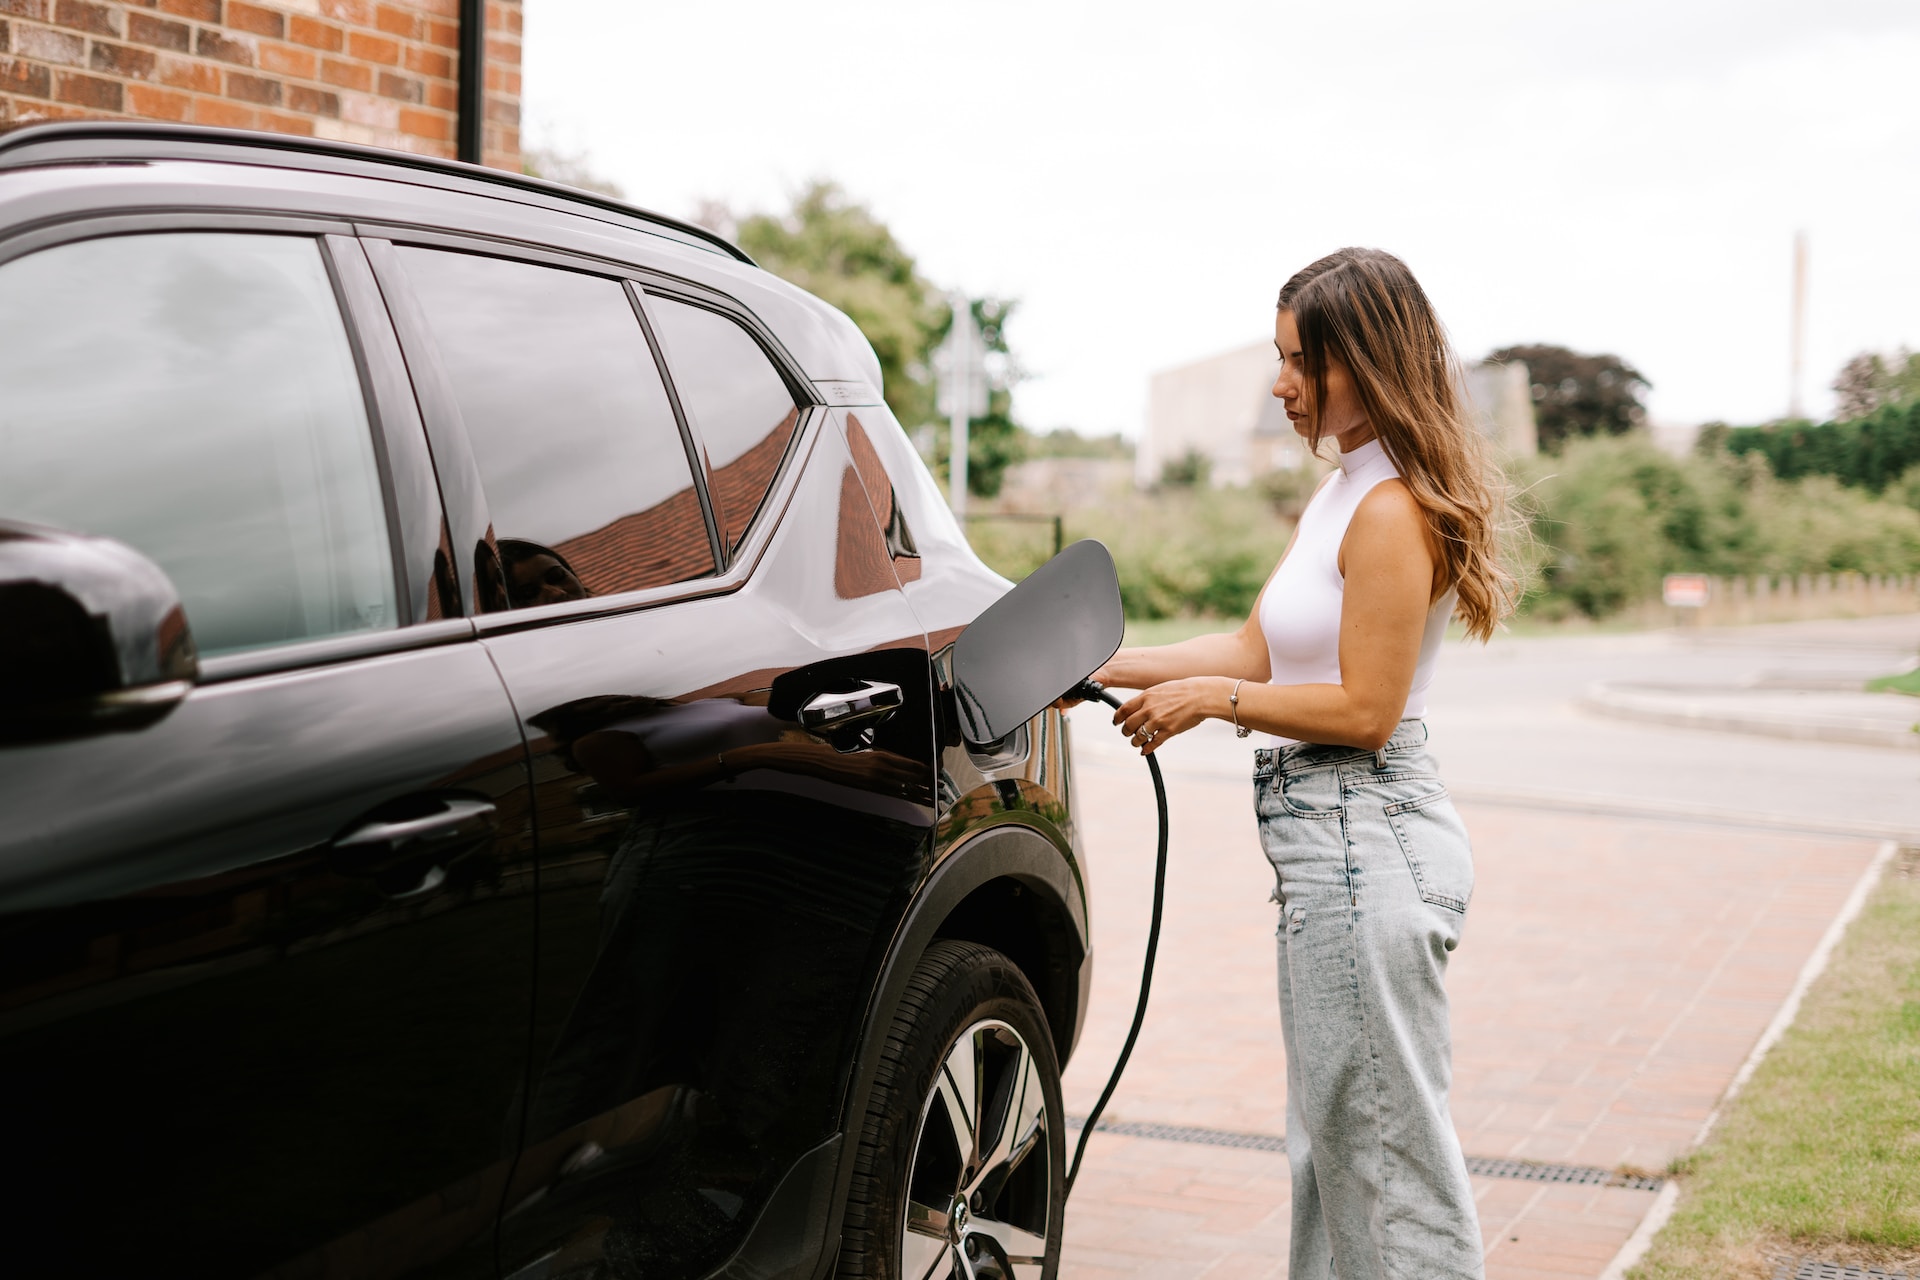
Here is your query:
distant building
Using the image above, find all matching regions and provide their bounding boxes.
[1140,340,1537,488]
[1461,360,1538,457]
[1649,420,1703,457]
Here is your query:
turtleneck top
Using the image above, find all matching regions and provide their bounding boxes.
[1255,437,1456,747]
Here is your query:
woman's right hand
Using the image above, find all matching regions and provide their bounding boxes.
[1051,660,1126,711]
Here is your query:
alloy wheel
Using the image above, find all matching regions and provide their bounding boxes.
[899,1018,1052,1280]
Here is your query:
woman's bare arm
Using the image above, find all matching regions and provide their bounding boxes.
[1111,479,1437,752]
[1090,607,1271,691]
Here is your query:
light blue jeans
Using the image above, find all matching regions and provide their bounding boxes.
[1253,720,1484,1280]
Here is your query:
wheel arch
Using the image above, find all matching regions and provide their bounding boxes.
[928,871,1085,1069]
[742,822,1088,1280]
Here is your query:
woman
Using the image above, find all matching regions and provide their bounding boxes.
[1093,248,1512,1279]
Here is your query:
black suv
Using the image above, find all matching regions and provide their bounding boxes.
[0,123,1093,1280]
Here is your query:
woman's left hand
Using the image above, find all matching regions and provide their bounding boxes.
[1113,677,1223,755]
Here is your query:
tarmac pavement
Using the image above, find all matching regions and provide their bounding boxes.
[1054,614,1918,1279]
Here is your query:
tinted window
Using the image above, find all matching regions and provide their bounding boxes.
[0,233,396,656]
[398,249,714,605]
[646,296,802,554]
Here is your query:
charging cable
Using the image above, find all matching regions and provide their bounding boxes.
[1062,680,1170,1200]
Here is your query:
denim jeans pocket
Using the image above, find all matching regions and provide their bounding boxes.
[1384,788,1474,912]
[1278,766,1344,820]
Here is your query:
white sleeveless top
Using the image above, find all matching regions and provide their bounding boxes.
[1256,437,1455,747]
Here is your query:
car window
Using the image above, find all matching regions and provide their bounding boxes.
[645,296,802,555]
[397,249,714,606]
[0,232,397,657]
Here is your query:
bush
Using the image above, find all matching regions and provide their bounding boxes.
[967,486,1293,621]
[1519,434,1920,618]
[968,435,1920,624]
[1722,400,1920,492]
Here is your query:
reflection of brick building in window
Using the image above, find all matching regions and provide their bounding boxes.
[709,406,799,553]
[553,409,800,594]
[836,413,923,600]
[556,487,711,596]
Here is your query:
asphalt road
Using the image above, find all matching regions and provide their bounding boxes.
[1427,613,1920,839]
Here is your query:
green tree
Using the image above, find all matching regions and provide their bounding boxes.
[730,182,943,433]
[1832,348,1920,420]
[1720,401,1920,493]
[1487,343,1651,451]
[715,183,1031,499]
[521,146,625,198]
[1157,448,1211,489]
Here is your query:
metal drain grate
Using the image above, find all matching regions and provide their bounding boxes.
[1463,1155,1664,1192]
[1774,1261,1916,1280]
[1066,1115,1665,1190]
[1066,1115,1290,1153]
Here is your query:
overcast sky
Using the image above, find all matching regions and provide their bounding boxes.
[524,1,1920,437]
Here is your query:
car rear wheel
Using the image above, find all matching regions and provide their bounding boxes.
[839,939,1064,1280]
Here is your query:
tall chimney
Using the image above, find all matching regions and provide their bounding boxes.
[1788,229,1809,419]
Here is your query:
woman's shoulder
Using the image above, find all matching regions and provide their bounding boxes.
[1347,476,1438,560]
[1349,475,1421,524]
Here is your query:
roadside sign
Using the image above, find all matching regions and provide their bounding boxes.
[1663,574,1711,608]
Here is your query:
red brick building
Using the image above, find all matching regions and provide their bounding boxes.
[0,0,521,171]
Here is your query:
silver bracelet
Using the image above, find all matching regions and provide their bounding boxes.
[1230,678,1251,738]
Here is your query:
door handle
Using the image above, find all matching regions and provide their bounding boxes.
[798,680,903,751]
[330,794,498,899]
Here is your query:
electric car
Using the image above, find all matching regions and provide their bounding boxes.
[0,122,1092,1280]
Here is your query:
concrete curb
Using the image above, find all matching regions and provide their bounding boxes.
[1583,682,1920,751]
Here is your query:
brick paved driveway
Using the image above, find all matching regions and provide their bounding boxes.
[1057,712,1884,1280]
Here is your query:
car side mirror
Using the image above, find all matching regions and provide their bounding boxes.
[951,539,1124,747]
[0,521,199,743]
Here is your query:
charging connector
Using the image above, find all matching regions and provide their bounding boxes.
[1063,680,1171,1200]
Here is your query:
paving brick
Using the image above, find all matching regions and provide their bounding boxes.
[1055,733,1883,1278]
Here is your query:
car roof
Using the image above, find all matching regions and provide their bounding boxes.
[0,120,753,265]
[0,121,887,394]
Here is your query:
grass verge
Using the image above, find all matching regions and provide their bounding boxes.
[1867,667,1920,697]
[1120,616,1239,648]
[1631,847,1920,1279]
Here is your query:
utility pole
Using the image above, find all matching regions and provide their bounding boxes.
[1789,230,1809,420]
[943,293,978,516]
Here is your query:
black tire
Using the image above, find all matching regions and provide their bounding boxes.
[837,940,1065,1280]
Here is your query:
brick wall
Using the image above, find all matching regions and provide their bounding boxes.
[0,0,521,171]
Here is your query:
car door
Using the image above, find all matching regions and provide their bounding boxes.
[366,240,938,1279]
[0,227,536,1278]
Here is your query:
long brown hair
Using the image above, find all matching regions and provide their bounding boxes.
[1277,247,1515,641]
